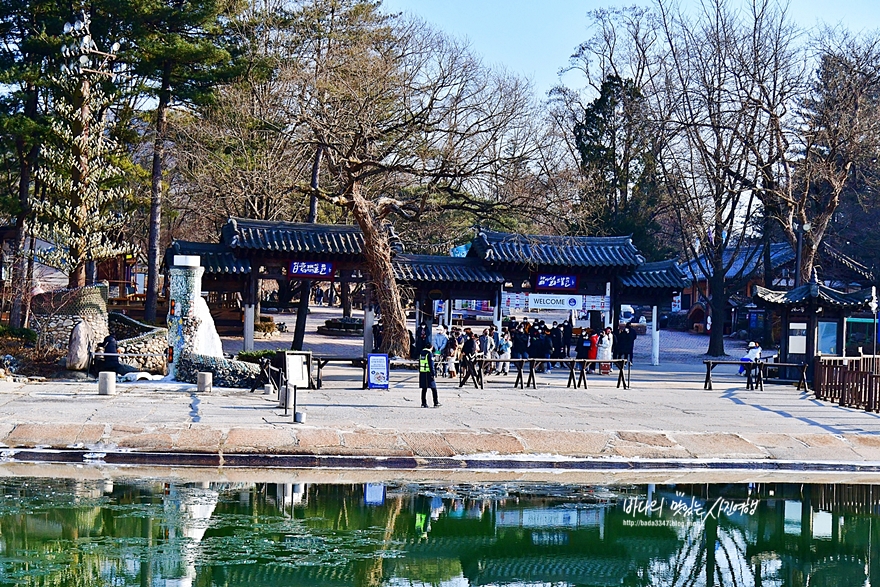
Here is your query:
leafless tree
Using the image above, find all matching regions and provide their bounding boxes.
[286,1,539,357]
[778,31,880,284]
[647,0,805,355]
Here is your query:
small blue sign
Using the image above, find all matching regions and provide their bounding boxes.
[367,353,389,389]
[537,274,577,290]
[289,261,334,278]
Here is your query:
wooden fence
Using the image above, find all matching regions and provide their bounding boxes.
[814,355,880,413]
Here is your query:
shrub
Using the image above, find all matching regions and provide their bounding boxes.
[0,326,37,344]
[254,321,276,333]
[237,349,279,364]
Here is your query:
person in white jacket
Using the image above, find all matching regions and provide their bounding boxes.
[597,327,614,373]
[739,341,762,375]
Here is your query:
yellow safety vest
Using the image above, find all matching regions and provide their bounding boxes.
[419,351,431,373]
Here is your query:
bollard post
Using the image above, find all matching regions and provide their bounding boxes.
[277,384,287,409]
[197,372,212,393]
[98,371,116,396]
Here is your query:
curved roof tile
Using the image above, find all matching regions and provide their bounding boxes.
[470,230,644,268]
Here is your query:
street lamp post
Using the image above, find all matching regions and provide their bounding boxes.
[794,222,812,288]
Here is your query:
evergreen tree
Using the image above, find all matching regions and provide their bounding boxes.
[33,64,133,284]
[117,0,235,322]
[573,74,671,260]
[0,0,66,325]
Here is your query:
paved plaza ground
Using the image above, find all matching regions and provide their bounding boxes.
[1,305,879,481]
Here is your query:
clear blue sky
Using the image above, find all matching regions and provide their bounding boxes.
[382,0,880,98]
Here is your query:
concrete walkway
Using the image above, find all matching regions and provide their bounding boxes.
[3,359,880,477]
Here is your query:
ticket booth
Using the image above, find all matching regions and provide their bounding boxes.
[753,280,877,379]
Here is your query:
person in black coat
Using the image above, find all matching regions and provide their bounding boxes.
[92,334,120,375]
[620,322,637,365]
[550,323,564,365]
[459,332,481,388]
[511,327,529,359]
[563,320,573,357]
[419,344,440,407]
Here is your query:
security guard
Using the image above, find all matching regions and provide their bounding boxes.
[419,344,440,408]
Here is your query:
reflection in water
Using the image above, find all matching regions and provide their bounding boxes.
[0,480,877,586]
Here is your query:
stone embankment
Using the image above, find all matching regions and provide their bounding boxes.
[1,361,880,481]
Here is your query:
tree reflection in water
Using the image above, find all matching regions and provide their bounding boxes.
[0,480,876,586]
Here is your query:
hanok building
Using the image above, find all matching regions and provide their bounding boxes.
[679,241,874,336]
[753,277,877,375]
[166,219,687,362]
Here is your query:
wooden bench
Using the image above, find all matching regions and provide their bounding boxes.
[760,361,809,391]
[703,359,762,390]
[314,356,367,389]
[506,358,629,389]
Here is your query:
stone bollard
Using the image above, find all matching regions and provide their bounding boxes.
[98,372,116,396]
[197,372,212,393]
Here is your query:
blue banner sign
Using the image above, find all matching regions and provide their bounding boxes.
[536,274,577,290]
[289,261,334,278]
[367,354,389,389]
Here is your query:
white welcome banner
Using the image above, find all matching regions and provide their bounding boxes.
[528,293,583,310]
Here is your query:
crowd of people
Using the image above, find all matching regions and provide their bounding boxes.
[372,316,640,408]
[405,317,639,379]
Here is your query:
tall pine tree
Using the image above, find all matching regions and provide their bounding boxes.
[118,0,234,322]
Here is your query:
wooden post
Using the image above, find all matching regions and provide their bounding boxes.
[363,285,374,358]
[243,304,255,351]
[651,305,660,366]
[604,282,612,327]
[493,284,503,331]
[341,280,351,318]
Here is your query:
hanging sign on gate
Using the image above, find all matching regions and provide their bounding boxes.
[536,274,577,290]
[367,353,389,389]
[528,294,583,311]
[289,261,334,279]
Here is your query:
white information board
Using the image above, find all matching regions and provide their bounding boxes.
[285,353,310,387]
[582,295,611,311]
[789,322,808,354]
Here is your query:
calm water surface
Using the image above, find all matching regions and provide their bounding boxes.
[0,478,877,586]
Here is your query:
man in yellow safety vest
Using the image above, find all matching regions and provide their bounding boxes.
[419,344,440,408]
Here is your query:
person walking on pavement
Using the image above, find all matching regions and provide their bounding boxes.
[575,332,591,373]
[419,344,441,407]
[459,332,481,388]
[496,331,512,375]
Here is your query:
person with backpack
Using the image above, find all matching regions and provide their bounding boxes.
[419,344,440,408]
